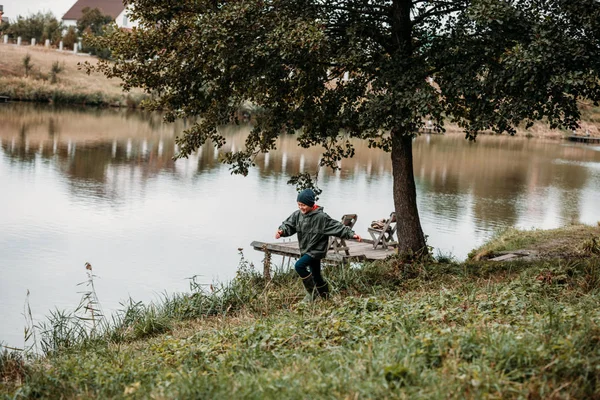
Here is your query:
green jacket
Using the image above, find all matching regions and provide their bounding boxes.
[279,207,355,259]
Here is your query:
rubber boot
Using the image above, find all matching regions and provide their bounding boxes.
[316,281,330,299]
[300,273,317,303]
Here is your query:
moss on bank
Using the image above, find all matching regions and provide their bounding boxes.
[1,227,600,399]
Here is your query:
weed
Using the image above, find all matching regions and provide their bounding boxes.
[435,250,456,264]
[581,236,600,255]
[23,289,38,355]
[22,54,33,77]
[0,347,27,385]
[49,61,64,84]
[75,262,104,331]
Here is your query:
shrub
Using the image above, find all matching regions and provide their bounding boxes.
[62,26,77,50]
[22,53,32,77]
[49,61,64,84]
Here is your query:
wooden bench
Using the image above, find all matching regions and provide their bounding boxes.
[368,212,397,249]
[329,214,358,255]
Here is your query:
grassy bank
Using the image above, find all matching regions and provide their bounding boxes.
[2,226,600,399]
[0,44,146,107]
[469,224,600,260]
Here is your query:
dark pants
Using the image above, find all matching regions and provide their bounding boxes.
[294,254,326,287]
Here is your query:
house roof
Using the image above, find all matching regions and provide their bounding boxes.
[62,0,126,21]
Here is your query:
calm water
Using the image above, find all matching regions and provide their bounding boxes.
[1,103,600,348]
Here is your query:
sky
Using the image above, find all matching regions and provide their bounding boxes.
[2,0,75,20]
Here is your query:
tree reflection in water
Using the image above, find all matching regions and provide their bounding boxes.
[2,103,600,232]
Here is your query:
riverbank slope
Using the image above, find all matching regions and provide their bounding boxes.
[2,42,600,140]
[0,43,146,107]
[1,224,599,399]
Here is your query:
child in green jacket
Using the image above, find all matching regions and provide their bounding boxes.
[276,189,361,301]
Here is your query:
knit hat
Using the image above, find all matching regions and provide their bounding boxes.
[297,189,315,207]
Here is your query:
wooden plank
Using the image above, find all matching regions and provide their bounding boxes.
[251,241,301,256]
[489,253,519,262]
[251,240,396,262]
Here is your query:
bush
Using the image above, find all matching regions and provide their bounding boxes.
[49,61,64,84]
[7,12,62,44]
[22,53,33,77]
[62,26,77,50]
[0,20,10,35]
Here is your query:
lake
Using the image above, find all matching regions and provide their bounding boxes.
[1,103,600,349]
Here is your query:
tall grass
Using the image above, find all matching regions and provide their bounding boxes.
[0,77,147,107]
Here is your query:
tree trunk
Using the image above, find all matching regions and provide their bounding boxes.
[391,130,427,254]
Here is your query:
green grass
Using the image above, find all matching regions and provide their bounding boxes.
[2,247,600,399]
[468,223,600,260]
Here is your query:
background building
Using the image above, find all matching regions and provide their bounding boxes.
[62,0,137,29]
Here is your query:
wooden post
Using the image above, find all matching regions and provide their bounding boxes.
[261,244,272,281]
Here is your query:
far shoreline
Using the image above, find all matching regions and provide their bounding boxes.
[2,42,599,141]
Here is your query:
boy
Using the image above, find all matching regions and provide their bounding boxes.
[275,189,362,302]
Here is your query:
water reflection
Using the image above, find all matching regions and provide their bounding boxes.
[414,135,598,232]
[1,103,600,348]
[2,103,600,232]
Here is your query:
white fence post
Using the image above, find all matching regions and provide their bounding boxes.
[3,35,7,44]
[73,42,78,54]
[17,36,21,46]
[59,41,63,51]
[31,38,36,46]
[45,39,50,48]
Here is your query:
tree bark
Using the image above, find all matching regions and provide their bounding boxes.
[391,130,427,254]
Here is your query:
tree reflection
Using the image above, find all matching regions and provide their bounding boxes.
[1,104,599,231]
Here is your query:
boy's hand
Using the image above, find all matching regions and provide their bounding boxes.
[275,229,283,239]
[353,234,362,242]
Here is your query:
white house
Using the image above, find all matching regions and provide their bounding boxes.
[62,0,138,29]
